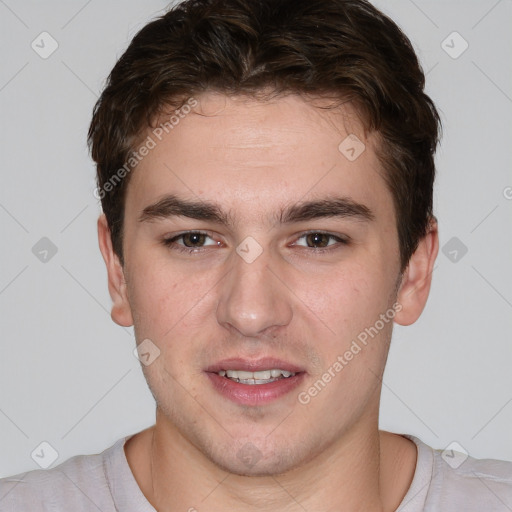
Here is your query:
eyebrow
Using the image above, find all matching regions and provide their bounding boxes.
[138,194,375,226]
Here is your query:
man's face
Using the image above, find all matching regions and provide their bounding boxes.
[119,93,403,475]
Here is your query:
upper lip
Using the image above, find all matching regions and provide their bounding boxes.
[205,357,304,373]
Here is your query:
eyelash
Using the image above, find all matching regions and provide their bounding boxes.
[161,230,349,255]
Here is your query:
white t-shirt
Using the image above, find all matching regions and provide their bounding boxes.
[1,433,511,511]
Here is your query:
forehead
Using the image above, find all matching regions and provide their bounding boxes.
[125,93,392,223]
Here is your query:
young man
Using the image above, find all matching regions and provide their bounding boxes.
[1,0,511,510]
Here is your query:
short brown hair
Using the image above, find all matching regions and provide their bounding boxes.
[88,0,441,271]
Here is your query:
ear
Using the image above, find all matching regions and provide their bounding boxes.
[394,218,439,326]
[97,214,134,327]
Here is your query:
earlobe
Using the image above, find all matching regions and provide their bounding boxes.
[97,214,134,327]
[394,219,439,326]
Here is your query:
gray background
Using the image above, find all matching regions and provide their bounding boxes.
[0,0,511,477]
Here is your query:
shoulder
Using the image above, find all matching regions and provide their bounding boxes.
[429,447,512,509]
[404,434,512,511]
[0,439,125,512]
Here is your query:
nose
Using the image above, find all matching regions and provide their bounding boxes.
[216,247,293,338]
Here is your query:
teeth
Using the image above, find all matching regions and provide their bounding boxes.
[221,369,296,380]
[232,370,257,380]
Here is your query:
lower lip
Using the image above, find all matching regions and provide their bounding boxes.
[206,372,305,406]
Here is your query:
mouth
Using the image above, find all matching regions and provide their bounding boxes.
[205,358,305,405]
[218,368,296,385]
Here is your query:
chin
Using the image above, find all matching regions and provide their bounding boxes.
[203,436,315,477]
[211,451,297,477]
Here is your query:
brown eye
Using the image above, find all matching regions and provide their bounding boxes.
[305,233,331,248]
[293,232,349,251]
[181,232,207,247]
[162,231,220,254]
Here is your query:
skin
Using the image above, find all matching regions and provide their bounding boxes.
[98,92,438,511]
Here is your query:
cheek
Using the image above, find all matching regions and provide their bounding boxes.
[126,261,188,338]
[297,264,390,341]
[126,253,222,352]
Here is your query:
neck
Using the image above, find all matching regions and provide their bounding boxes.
[136,409,411,512]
